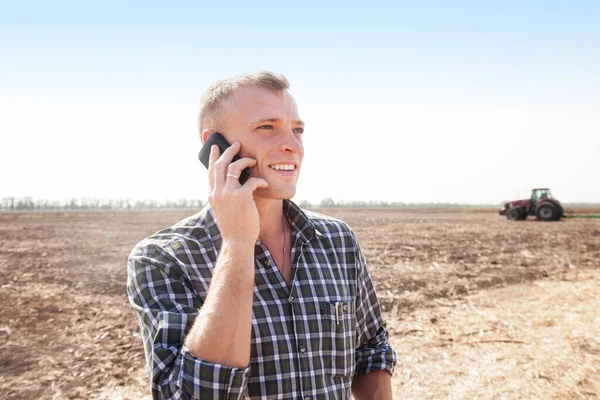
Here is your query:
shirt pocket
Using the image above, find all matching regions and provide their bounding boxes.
[320,299,356,377]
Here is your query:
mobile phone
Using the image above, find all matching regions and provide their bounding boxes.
[198,132,251,185]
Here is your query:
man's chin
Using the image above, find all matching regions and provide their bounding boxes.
[253,185,296,201]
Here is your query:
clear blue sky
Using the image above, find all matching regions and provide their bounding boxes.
[1,1,599,203]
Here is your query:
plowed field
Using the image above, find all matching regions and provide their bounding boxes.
[1,209,598,399]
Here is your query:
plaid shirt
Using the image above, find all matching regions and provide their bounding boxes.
[127,200,396,399]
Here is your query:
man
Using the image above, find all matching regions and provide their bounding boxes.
[127,71,396,399]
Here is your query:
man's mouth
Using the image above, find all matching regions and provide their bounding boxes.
[269,163,296,171]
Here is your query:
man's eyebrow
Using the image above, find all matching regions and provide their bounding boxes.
[249,117,305,126]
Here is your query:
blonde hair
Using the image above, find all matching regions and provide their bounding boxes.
[198,71,290,138]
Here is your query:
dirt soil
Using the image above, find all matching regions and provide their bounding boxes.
[0,209,598,399]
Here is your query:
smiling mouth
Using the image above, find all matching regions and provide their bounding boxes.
[269,164,296,171]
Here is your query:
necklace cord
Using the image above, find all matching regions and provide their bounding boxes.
[282,213,287,253]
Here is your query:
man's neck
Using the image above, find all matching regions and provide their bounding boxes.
[255,198,285,243]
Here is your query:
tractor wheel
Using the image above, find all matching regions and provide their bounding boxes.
[536,203,556,221]
[519,212,528,220]
[552,204,563,221]
[507,207,522,220]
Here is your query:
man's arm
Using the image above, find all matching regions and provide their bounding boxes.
[352,370,392,400]
[183,239,255,367]
[184,141,268,368]
[127,142,269,399]
[351,232,396,398]
[128,245,254,399]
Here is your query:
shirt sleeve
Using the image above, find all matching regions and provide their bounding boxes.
[352,235,397,376]
[126,242,251,399]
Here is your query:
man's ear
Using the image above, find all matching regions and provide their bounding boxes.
[201,129,213,144]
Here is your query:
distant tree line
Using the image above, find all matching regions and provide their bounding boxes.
[0,197,205,211]
[1,197,497,211]
[309,199,600,209]
[310,198,495,209]
[4,197,595,211]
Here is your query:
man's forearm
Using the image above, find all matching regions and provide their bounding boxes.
[351,370,393,400]
[183,240,255,368]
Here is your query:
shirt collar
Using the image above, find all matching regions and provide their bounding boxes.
[200,199,320,253]
[283,199,320,244]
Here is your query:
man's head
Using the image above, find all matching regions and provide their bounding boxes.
[198,71,305,201]
[198,71,290,134]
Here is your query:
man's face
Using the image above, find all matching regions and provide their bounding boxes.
[219,86,304,200]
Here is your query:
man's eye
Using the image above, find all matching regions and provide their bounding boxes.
[293,128,304,134]
[258,125,273,130]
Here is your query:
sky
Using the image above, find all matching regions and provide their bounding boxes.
[1,1,599,204]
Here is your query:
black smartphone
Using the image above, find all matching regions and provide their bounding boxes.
[198,132,251,185]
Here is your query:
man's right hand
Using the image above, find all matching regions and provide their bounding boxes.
[207,141,269,245]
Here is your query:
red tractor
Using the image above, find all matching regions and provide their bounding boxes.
[499,188,564,221]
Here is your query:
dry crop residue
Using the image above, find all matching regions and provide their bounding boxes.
[0,209,598,399]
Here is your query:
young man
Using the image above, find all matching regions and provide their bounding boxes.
[127,71,396,399]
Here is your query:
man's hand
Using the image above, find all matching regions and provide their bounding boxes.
[207,141,268,245]
[351,370,393,400]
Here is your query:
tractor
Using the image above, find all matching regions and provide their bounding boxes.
[499,188,564,221]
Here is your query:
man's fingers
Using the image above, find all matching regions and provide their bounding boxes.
[240,177,269,193]
[225,158,257,186]
[207,145,220,190]
[213,142,241,187]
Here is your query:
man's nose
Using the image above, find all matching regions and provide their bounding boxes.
[279,128,302,153]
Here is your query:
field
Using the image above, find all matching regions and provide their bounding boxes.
[0,209,599,399]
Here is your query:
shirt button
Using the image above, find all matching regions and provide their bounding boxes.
[304,396,311,400]
[299,344,306,353]
[289,296,294,303]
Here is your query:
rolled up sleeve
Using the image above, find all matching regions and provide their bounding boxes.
[174,346,250,399]
[127,243,250,399]
[352,236,397,376]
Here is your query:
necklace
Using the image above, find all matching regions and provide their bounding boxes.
[282,213,287,254]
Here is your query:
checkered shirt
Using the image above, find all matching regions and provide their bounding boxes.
[127,200,396,399]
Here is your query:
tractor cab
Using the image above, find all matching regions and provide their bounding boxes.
[531,188,553,203]
[530,188,552,213]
